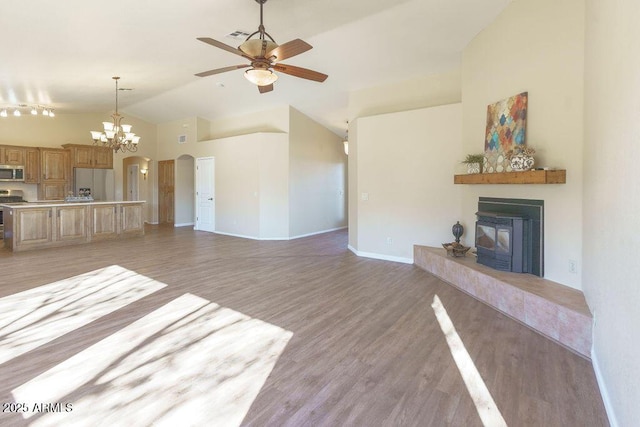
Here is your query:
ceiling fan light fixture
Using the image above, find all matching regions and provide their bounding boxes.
[244,68,277,86]
[239,39,278,58]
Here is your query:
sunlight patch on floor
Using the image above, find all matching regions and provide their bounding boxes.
[12,292,293,427]
[0,265,166,365]
[432,295,507,427]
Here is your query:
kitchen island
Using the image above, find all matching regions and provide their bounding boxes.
[2,201,145,252]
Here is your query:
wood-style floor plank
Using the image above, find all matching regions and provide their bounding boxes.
[0,226,609,426]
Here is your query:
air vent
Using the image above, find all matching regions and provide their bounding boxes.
[225,30,250,41]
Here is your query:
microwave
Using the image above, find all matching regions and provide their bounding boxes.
[0,165,25,181]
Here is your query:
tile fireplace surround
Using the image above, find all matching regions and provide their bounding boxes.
[414,246,592,358]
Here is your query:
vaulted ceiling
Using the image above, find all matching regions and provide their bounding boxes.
[0,0,511,136]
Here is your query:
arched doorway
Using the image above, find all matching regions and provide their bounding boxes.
[123,156,152,223]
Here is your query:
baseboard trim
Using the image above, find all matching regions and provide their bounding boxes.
[347,245,413,264]
[174,222,195,228]
[214,227,347,241]
[289,226,347,240]
[214,231,261,240]
[212,231,287,241]
[592,345,619,427]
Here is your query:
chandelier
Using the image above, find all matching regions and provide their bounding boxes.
[90,77,140,153]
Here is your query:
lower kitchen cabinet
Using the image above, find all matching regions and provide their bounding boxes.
[3,201,144,252]
[56,205,89,242]
[92,204,119,240]
[13,207,54,250]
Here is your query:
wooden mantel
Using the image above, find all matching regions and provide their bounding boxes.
[454,169,566,185]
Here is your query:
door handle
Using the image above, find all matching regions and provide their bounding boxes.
[208,198,213,201]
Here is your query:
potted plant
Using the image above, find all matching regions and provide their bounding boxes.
[461,153,484,174]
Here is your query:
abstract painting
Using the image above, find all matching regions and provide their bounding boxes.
[484,92,528,172]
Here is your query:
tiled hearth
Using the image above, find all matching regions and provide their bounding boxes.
[414,246,592,359]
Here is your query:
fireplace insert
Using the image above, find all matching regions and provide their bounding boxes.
[476,211,529,273]
[475,197,543,276]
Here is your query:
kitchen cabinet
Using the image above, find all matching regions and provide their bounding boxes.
[56,205,89,242]
[3,201,144,252]
[39,148,70,200]
[6,205,88,250]
[63,144,113,169]
[92,204,119,240]
[24,148,40,183]
[120,203,144,234]
[0,145,26,166]
[11,207,54,250]
[93,203,144,238]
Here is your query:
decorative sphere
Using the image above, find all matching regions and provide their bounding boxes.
[452,221,464,243]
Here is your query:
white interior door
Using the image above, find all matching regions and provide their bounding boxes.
[195,157,215,232]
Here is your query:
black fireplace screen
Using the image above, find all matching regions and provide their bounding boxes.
[475,197,544,277]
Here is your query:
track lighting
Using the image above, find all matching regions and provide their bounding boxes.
[0,104,56,118]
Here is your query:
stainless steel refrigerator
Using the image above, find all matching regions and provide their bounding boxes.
[73,168,115,201]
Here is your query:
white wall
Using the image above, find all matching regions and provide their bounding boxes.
[258,137,290,239]
[213,136,262,238]
[584,0,640,425]
[352,103,463,262]
[208,106,290,140]
[347,70,463,254]
[289,107,347,238]
[461,0,585,289]
[156,115,291,239]
[175,156,194,226]
[348,69,462,121]
[157,107,348,240]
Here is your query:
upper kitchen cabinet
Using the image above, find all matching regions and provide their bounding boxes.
[0,145,26,166]
[24,148,40,184]
[39,148,70,200]
[63,144,113,169]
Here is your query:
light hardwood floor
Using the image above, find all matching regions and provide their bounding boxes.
[0,226,609,426]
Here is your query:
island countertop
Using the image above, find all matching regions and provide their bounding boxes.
[0,200,146,209]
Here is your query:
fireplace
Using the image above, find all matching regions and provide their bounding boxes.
[475,197,544,276]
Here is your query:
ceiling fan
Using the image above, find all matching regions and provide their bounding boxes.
[195,0,328,94]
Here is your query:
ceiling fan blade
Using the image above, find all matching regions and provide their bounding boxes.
[195,64,249,78]
[273,63,328,82]
[196,37,254,60]
[267,39,312,62]
[258,84,274,94]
